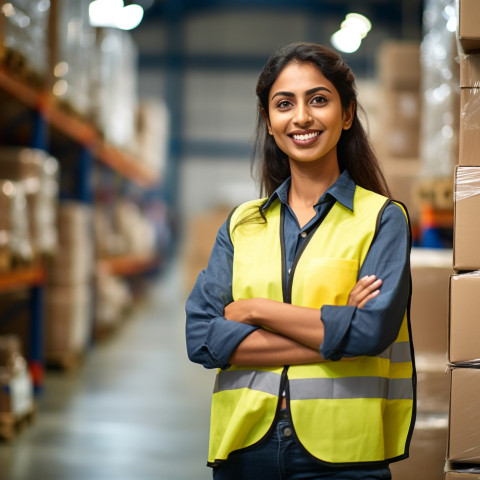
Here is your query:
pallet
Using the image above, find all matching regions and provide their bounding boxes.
[0,405,36,441]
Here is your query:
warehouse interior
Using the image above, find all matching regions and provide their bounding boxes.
[0,0,478,479]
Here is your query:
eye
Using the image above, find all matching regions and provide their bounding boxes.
[311,96,327,105]
[276,100,293,109]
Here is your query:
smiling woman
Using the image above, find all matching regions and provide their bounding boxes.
[186,42,416,480]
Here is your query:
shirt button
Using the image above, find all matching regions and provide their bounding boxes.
[283,427,292,437]
[300,231,307,238]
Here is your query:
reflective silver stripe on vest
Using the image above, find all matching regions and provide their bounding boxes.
[289,376,413,401]
[377,342,412,363]
[214,370,280,396]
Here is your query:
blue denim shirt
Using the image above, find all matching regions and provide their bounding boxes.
[185,170,411,369]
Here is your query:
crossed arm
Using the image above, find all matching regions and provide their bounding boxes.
[225,275,382,366]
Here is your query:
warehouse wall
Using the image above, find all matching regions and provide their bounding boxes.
[132,7,409,219]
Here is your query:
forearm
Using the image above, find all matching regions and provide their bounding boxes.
[227,298,324,350]
[229,328,324,366]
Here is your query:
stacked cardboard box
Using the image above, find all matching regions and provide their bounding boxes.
[375,41,422,227]
[446,4,480,476]
[390,248,452,479]
[0,148,59,261]
[182,205,233,295]
[0,334,34,439]
[377,41,421,159]
[0,0,50,87]
[45,202,93,368]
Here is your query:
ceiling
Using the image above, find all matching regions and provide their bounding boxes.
[132,0,425,78]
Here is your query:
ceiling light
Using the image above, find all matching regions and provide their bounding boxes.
[89,0,144,30]
[342,13,372,39]
[331,12,372,54]
[331,28,362,54]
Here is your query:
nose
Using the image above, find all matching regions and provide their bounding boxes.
[293,102,313,127]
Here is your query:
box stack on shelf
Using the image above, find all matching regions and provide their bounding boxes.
[390,248,452,480]
[0,0,169,397]
[45,202,93,369]
[446,1,480,478]
[0,0,50,87]
[0,334,34,440]
[49,0,95,119]
[376,41,422,232]
[0,147,59,261]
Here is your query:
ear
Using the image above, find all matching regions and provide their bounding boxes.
[261,108,273,135]
[342,101,355,130]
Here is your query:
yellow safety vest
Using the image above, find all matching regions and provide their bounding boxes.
[208,186,415,467]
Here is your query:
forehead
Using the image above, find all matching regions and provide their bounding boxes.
[270,61,338,98]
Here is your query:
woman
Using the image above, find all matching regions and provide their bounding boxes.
[186,42,415,480]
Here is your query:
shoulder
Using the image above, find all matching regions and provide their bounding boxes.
[377,201,411,242]
[229,197,268,227]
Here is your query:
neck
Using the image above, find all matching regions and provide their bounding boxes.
[288,160,340,208]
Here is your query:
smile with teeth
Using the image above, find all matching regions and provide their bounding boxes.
[291,131,321,141]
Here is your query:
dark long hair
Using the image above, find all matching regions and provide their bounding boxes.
[253,42,391,198]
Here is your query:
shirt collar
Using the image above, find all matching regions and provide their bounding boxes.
[261,170,356,212]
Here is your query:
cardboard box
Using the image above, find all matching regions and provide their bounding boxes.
[382,158,421,224]
[449,273,480,364]
[182,205,233,293]
[453,166,480,271]
[378,41,421,90]
[445,470,480,479]
[416,354,451,412]
[45,285,92,356]
[57,202,92,245]
[459,89,480,167]
[383,126,420,159]
[410,248,453,355]
[459,54,480,166]
[458,0,480,53]
[448,367,480,463]
[390,412,448,480]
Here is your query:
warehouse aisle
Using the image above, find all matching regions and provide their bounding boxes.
[0,262,214,480]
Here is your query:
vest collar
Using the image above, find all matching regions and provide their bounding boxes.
[261,170,356,213]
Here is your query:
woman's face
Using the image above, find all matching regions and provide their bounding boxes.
[265,61,354,169]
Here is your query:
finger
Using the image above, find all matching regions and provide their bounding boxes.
[357,288,381,308]
[348,276,376,300]
[351,278,382,304]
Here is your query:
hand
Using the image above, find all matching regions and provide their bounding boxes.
[347,275,382,309]
[224,298,261,324]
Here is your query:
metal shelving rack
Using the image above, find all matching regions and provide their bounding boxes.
[0,65,161,389]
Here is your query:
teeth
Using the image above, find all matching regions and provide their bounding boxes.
[292,132,320,141]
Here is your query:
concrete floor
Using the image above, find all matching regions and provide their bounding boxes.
[0,264,214,480]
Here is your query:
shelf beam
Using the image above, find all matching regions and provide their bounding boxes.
[0,66,159,188]
[97,255,160,277]
[0,266,47,292]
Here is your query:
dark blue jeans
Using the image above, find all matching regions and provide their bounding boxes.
[212,411,392,480]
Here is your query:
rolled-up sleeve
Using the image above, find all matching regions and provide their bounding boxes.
[185,220,258,369]
[320,202,411,361]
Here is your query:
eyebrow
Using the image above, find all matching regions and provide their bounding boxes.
[271,86,332,100]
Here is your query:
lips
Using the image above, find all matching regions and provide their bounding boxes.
[289,130,322,146]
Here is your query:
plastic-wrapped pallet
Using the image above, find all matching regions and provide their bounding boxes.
[419,0,460,178]
[45,202,94,367]
[0,147,59,259]
[0,0,50,86]
[0,335,34,440]
[90,27,138,150]
[49,0,95,117]
[113,199,156,256]
[0,179,33,269]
